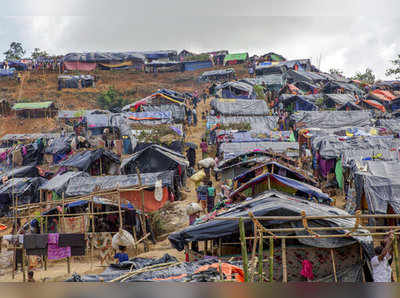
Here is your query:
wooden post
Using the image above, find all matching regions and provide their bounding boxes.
[39,189,43,233]
[394,235,400,282]
[135,168,148,252]
[258,232,263,283]
[359,245,366,283]
[204,241,208,257]
[90,196,95,269]
[269,238,274,283]
[267,174,271,190]
[22,248,26,282]
[239,218,249,282]
[330,248,338,283]
[218,238,222,257]
[281,238,287,283]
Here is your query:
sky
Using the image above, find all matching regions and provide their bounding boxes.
[0,0,400,79]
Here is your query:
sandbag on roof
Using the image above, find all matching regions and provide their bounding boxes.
[168,190,373,254]
[207,115,278,131]
[220,141,298,160]
[211,98,269,116]
[40,171,89,195]
[65,171,174,197]
[59,149,120,171]
[355,161,400,214]
[291,111,372,130]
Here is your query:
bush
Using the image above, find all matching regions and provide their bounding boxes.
[97,86,130,112]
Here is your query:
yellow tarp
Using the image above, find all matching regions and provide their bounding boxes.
[99,61,133,68]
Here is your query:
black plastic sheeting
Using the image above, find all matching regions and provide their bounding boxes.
[291,111,373,130]
[0,166,39,180]
[0,177,47,216]
[133,141,183,154]
[44,135,72,155]
[60,149,120,171]
[354,161,400,215]
[211,98,269,116]
[121,145,188,175]
[168,191,374,257]
[39,171,89,196]
[64,171,174,197]
[67,254,236,282]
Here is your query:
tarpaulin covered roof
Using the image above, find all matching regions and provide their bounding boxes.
[220,141,298,160]
[355,161,400,214]
[287,69,326,83]
[211,98,269,116]
[377,119,400,132]
[337,101,362,111]
[217,130,291,143]
[260,52,286,61]
[59,149,120,171]
[86,113,112,128]
[141,104,185,123]
[65,171,174,197]
[44,135,72,155]
[40,171,89,195]
[121,145,188,174]
[0,133,62,142]
[207,115,278,131]
[242,74,285,87]
[63,52,146,62]
[322,81,363,95]
[0,166,39,180]
[216,81,253,93]
[58,110,86,119]
[12,101,54,110]
[324,94,357,106]
[169,190,373,254]
[223,53,248,62]
[124,111,173,125]
[291,111,372,130]
[199,68,235,78]
[0,68,15,77]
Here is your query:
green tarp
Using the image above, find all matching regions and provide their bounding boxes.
[224,53,248,63]
[12,101,54,110]
[335,158,343,189]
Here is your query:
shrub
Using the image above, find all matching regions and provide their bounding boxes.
[97,86,130,112]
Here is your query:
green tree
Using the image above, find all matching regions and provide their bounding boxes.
[97,86,129,112]
[329,68,344,77]
[4,42,26,60]
[31,48,49,60]
[386,54,400,79]
[352,68,376,84]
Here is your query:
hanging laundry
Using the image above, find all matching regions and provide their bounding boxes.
[47,233,71,260]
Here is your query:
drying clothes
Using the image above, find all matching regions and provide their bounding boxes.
[335,158,343,189]
[24,234,48,256]
[62,216,86,233]
[319,158,335,178]
[47,233,71,260]
[59,233,85,248]
[70,246,86,256]
[300,260,314,280]
[3,234,24,245]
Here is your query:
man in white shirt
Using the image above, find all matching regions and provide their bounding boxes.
[371,232,394,282]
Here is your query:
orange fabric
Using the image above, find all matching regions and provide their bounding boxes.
[370,90,396,102]
[363,99,386,112]
[128,116,162,121]
[120,187,170,212]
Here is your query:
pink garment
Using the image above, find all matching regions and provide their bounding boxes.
[300,260,314,280]
[22,146,27,156]
[319,158,335,178]
[48,233,71,260]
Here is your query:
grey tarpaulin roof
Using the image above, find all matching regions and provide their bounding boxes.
[65,171,174,197]
[220,141,298,160]
[287,69,327,83]
[86,114,112,128]
[355,161,400,214]
[168,190,373,255]
[255,65,286,75]
[44,135,73,155]
[58,110,86,119]
[324,94,357,106]
[39,171,89,195]
[279,94,321,104]
[291,111,373,130]
[141,105,186,123]
[211,98,269,116]
[322,81,364,95]
[59,149,120,171]
[207,115,278,131]
[377,119,400,132]
[63,52,146,62]
[216,81,253,93]
[312,135,400,160]
[121,111,173,126]
[199,68,235,78]
[0,133,62,142]
[242,74,285,87]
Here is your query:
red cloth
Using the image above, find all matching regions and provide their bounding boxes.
[300,260,314,280]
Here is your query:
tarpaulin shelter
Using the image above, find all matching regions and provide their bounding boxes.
[291,111,372,130]
[220,141,299,160]
[124,111,173,126]
[242,74,286,91]
[198,68,235,82]
[368,89,397,104]
[0,68,15,77]
[255,65,286,76]
[12,101,57,118]
[223,53,248,65]
[280,59,313,72]
[207,115,279,131]
[323,94,358,109]
[44,135,73,164]
[141,104,186,123]
[216,81,255,99]
[293,81,319,94]
[230,172,333,205]
[359,99,386,113]
[279,94,320,112]
[121,145,188,175]
[59,149,120,175]
[58,75,94,90]
[85,112,113,135]
[216,130,291,144]
[211,98,269,116]
[144,61,182,73]
[286,69,327,84]
[337,101,362,111]
[124,90,186,111]
[65,171,175,212]
[39,171,89,200]
[6,61,27,71]
[0,166,39,181]
[376,119,400,134]
[374,80,400,91]
[182,60,213,71]
[169,191,373,282]
[260,52,286,62]
[0,177,47,216]
[321,81,363,96]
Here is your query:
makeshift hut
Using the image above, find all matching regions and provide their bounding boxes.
[169,191,373,282]
[59,149,120,176]
[223,53,248,66]
[44,135,73,164]
[207,115,279,132]
[323,94,358,109]
[259,52,286,62]
[255,65,286,76]
[12,101,57,118]
[278,94,320,112]
[215,81,256,99]
[198,68,235,83]
[58,75,94,90]
[211,98,269,116]
[0,166,40,181]
[144,61,182,73]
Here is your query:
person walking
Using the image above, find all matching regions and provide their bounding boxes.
[206,181,216,213]
[200,138,208,159]
[193,109,197,126]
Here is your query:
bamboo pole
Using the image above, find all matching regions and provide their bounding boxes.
[360,245,366,283]
[258,232,263,283]
[269,238,274,283]
[330,248,338,283]
[239,218,249,282]
[213,214,400,221]
[22,246,26,282]
[282,238,287,283]
[135,168,148,252]
[249,224,258,282]
[90,196,95,269]
[394,235,400,283]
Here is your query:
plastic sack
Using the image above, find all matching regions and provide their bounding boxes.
[190,169,205,182]
[186,203,202,216]
[198,158,216,169]
[112,229,135,250]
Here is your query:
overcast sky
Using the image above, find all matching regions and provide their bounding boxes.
[0,0,400,79]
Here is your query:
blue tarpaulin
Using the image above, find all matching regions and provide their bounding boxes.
[0,68,15,77]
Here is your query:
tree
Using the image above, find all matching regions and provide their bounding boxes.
[329,68,344,77]
[386,55,400,79]
[97,86,130,112]
[4,42,25,60]
[31,48,49,60]
[352,68,375,84]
